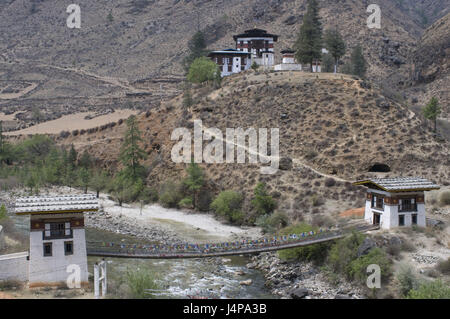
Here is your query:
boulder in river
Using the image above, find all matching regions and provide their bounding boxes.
[239,279,253,286]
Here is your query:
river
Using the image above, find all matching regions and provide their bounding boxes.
[8,201,277,299]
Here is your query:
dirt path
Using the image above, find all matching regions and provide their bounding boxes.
[35,63,145,93]
[202,126,350,183]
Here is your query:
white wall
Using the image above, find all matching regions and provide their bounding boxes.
[0,252,29,281]
[0,225,4,251]
[274,63,302,71]
[29,228,88,285]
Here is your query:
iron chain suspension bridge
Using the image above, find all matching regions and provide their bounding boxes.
[86,224,379,259]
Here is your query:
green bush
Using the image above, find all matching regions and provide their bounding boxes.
[278,223,331,265]
[139,186,159,204]
[0,204,7,220]
[327,232,365,276]
[397,266,420,297]
[407,279,450,299]
[436,257,450,275]
[196,188,213,212]
[256,211,289,234]
[187,57,220,84]
[159,181,184,208]
[348,248,391,285]
[439,190,450,206]
[326,232,392,285]
[178,197,193,209]
[251,183,276,216]
[126,268,159,299]
[210,190,244,224]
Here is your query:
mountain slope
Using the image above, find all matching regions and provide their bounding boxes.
[0,0,444,81]
[411,12,450,118]
[58,71,450,219]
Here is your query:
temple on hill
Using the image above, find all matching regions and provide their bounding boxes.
[207,49,252,77]
[233,28,278,69]
[353,177,440,229]
[209,28,329,76]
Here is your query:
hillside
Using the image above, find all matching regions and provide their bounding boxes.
[410,12,450,118]
[0,0,446,81]
[58,71,450,221]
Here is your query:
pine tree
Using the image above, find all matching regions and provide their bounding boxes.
[91,170,110,198]
[68,144,77,168]
[422,97,441,132]
[294,0,322,72]
[183,31,207,72]
[119,115,147,181]
[324,28,346,73]
[350,45,367,78]
[182,82,193,108]
[183,159,205,209]
[321,53,335,73]
[78,167,90,194]
[79,150,93,169]
[251,182,276,216]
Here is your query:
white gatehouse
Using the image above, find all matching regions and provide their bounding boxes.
[13,194,98,287]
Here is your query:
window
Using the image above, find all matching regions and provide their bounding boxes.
[65,241,74,255]
[43,222,72,239]
[43,243,52,257]
[398,198,417,212]
[371,195,384,210]
[412,214,417,225]
[399,215,405,226]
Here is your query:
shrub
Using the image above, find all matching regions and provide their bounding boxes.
[439,190,450,206]
[251,183,276,216]
[126,268,159,299]
[210,191,244,224]
[436,257,450,275]
[196,188,213,212]
[187,57,220,84]
[256,211,289,234]
[0,279,23,290]
[324,178,336,187]
[139,187,159,204]
[407,279,450,299]
[348,248,391,285]
[311,195,324,207]
[278,223,331,265]
[397,266,420,297]
[327,232,365,277]
[178,197,193,209]
[159,181,184,208]
[0,204,7,220]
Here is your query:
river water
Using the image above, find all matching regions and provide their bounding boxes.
[9,211,277,299]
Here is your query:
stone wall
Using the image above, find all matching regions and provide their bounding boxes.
[0,251,29,281]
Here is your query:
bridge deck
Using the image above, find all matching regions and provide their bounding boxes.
[87,225,379,259]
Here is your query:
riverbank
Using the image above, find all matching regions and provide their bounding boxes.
[247,252,365,299]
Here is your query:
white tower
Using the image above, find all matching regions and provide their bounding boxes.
[15,194,98,287]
